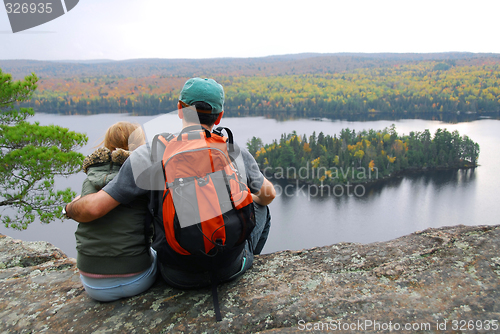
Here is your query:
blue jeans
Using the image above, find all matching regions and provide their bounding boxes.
[80,248,158,302]
[159,203,271,289]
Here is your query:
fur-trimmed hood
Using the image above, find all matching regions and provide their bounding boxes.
[83,147,131,174]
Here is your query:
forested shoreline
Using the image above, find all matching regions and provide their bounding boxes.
[248,126,480,187]
[11,56,500,118]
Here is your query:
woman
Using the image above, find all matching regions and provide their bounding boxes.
[74,121,157,302]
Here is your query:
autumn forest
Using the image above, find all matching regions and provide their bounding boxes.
[2,53,499,119]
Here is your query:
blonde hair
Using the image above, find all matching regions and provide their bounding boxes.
[102,121,145,151]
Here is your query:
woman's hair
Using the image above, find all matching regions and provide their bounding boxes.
[102,121,145,151]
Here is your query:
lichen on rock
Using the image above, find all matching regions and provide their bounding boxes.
[1,225,499,333]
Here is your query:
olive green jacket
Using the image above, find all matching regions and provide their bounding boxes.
[75,147,151,275]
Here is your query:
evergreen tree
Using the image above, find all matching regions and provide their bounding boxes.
[252,126,479,186]
[0,69,88,230]
[246,136,263,156]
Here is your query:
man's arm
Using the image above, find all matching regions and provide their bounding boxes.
[252,177,276,206]
[66,190,120,223]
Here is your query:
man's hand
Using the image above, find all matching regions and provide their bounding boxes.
[66,190,120,222]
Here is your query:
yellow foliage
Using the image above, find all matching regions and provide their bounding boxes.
[354,150,365,161]
[369,160,375,171]
[255,147,266,158]
[311,157,321,168]
[333,155,340,165]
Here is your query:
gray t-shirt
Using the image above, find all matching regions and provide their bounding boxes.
[103,141,264,204]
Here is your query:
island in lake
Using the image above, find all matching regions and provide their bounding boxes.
[248,126,480,187]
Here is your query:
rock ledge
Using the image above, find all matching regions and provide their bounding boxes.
[1,224,499,333]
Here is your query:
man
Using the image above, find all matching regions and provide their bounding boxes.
[65,77,275,288]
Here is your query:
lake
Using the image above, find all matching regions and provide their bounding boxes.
[1,112,499,258]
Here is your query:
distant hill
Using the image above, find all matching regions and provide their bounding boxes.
[3,53,500,118]
[2,52,499,79]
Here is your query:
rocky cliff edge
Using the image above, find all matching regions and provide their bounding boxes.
[1,224,499,333]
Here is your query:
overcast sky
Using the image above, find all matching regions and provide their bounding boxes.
[1,0,499,61]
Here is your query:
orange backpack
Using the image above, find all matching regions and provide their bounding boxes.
[151,126,256,260]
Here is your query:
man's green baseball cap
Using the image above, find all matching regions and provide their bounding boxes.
[179,78,225,114]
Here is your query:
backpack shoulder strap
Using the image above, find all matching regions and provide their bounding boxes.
[212,126,234,152]
[148,132,174,219]
[150,132,175,162]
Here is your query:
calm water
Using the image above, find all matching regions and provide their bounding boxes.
[1,113,499,258]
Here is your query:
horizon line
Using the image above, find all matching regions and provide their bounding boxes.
[1,51,500,63]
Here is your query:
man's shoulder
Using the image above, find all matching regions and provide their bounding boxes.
[131,144,152,161]
[235,144,258,167]
[128,144,154,173]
